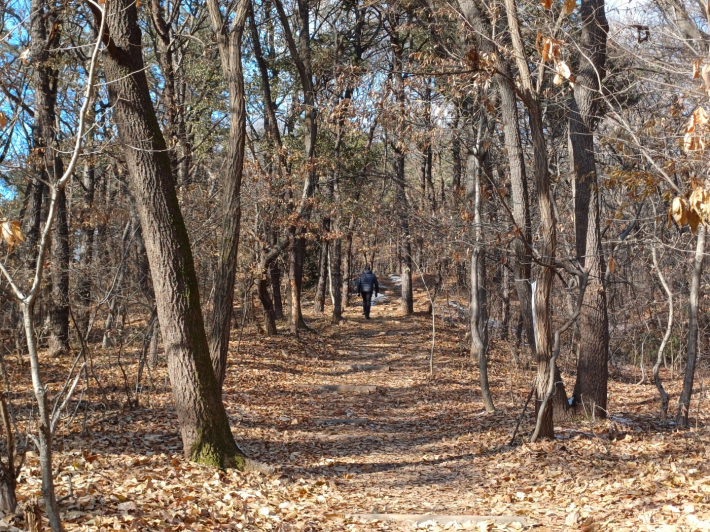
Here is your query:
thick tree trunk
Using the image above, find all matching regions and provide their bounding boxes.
[569,0,610,419]
[100,0,246,468]
[677,225,705,428]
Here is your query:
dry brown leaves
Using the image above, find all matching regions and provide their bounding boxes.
[3,277,710,531]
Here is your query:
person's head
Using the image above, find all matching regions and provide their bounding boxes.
[364,264,371,272]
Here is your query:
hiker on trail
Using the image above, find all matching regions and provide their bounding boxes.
[357,266,379,319]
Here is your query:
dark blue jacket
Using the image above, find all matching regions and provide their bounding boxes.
[357,269,379,295]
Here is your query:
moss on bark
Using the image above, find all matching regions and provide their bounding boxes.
[189,429,246,470]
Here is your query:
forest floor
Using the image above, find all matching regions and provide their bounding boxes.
[5,277,710,531]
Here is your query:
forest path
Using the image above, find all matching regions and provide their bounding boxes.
[33,278,710,531]
[226,280,710,531]
[227,280,539,530]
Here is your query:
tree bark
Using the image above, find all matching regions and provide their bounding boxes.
[273,0,318,335]
[205,0,250,392]
[48,182,70,357]
[289,235,308,333]
[569,0,610,419]
[504,0,557,438]
[451,105,462,194]
[269,252,284,320]
[257,272,278,336]
[389,25,413,314]
[470,156,493,410]
[342,215,354,307]
[330,229,343,323]
[76,103,97,334]
[652,245,672,420]
[99,0,246,468]
[677,225,705,428]
[455,0,534,350]
[314,221,330,313]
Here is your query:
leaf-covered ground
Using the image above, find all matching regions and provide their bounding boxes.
[6,279,710,531]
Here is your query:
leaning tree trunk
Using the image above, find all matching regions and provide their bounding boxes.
[99,0,245,468]
[677,224,706,428]
[570,0,610,419]
[205,0,249,391]
[504,0,557,438]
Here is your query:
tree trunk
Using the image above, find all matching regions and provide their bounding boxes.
[471,246,494,412]
[0,394,18,514]
[48,183,70,357]
[273,0,318,334]
[100,0,246,468]
[22,304,61,531]
[269,252,284,320]
[257,272,278,336]
[390,29,413,315]
[314,221,330,313]
[503,0,557,438]
[570,0,610,419]
[451,105,462,195]
[102,221,131,349]
[342,216,354,307]
[677,224,706,428]
[455,0,535,351]
[289,235,308,333]
[502,257,510,341]
[652,245,672,420]
[205,0,249,392]
[330,231,343,323]
[76,103,96,334]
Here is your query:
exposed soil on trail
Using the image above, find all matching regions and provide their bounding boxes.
[6,283,710,531]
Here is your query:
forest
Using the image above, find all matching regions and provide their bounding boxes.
[1,0,710,528]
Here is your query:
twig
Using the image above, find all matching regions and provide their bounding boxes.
[509,378,536,446]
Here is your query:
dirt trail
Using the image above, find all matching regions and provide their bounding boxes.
[27,282,710,531]
[228,284,710,531]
